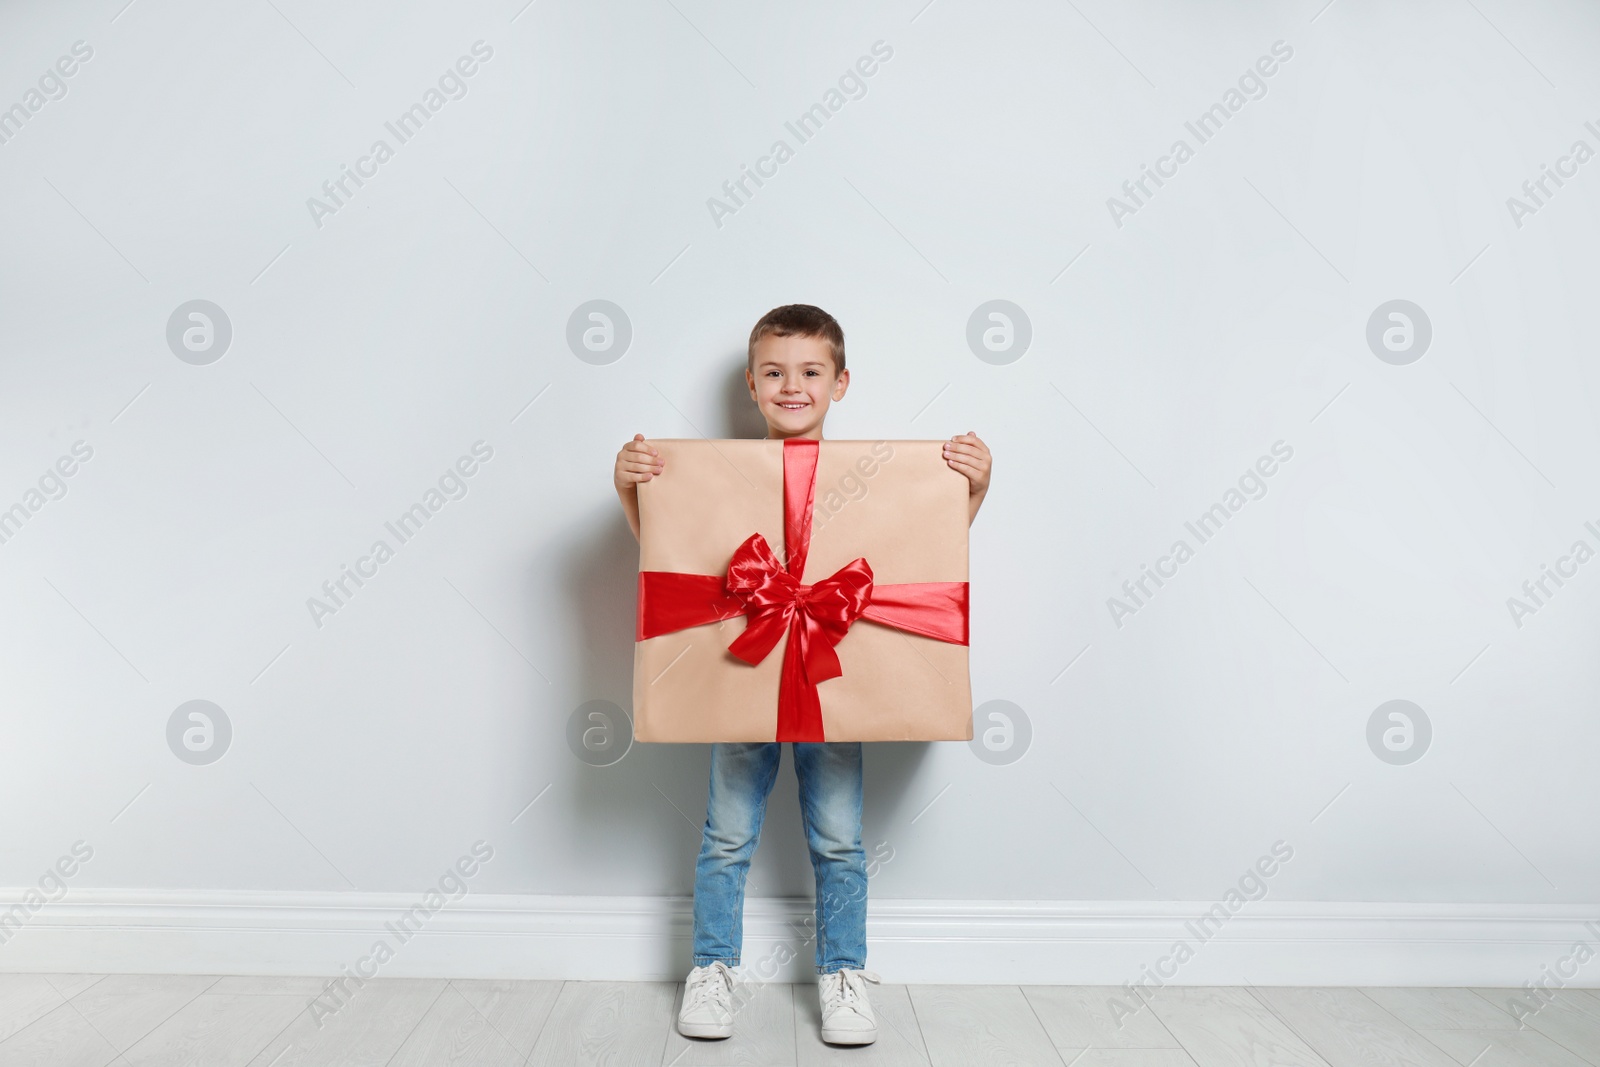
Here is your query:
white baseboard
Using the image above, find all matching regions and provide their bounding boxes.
[2,890,1598,987]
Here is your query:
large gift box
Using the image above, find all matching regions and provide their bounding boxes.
[632,438,972,742]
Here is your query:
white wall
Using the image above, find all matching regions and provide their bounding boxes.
[4,0,1599,983]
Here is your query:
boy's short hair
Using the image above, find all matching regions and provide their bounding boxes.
[747,304,846,376]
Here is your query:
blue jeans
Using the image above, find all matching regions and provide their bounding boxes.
[691,742,867,975]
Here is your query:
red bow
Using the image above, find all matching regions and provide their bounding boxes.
[637,439,968,742]
[724,531,874,735]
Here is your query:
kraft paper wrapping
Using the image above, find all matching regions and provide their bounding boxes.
[632,439,972,742]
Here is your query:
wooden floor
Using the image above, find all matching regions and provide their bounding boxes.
[1,975,1598,1066]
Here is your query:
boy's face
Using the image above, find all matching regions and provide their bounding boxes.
[745,333,849,439]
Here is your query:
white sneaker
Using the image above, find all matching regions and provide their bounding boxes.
[818,968,881,1045]
[676,961,735,1039]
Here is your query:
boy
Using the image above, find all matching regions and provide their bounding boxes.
[612,304,991,1045]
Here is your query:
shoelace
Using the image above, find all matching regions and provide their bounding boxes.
[821,968,882,1011]
[686,961,734,1010]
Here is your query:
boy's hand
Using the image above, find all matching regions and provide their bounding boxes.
[615,433,663,490]
[943,432,990,495]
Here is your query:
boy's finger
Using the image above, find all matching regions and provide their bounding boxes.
[945,456,980,475]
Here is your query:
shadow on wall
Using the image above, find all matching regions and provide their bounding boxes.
[555,355,936,966]
[722,354,769,439]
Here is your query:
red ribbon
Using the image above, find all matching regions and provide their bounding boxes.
[637,438,968,742]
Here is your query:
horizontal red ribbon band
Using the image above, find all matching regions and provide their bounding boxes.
[636,438,968,742]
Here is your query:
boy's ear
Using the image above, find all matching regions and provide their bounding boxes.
[745,367,757,400]
[831,368,849,401]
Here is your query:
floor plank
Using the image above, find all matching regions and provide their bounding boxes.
[661,976,794,1066]
[449,978,564,1060]
[1417,1027,1595,1067]
[43,976,107,1001]
[909,985,1064,1067]
[207,977,334,996]
[795,982,930,1066]
[1021,985,1181,1050]
[0,1001,124,1067]
[1474,986,1600,1063]
[242,977,448,1067]
[1250,986,1458,1067]
[68,974,220,1053]
[0,975,68,1044]
[1056,1053,1199,1067]
[524,981,674,1067]
[1360,988,1515,1030]
[1143,986,1331,1067]
[9,975,1597,1067]
[121,994,307,1067]
[385,985,525,1067]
